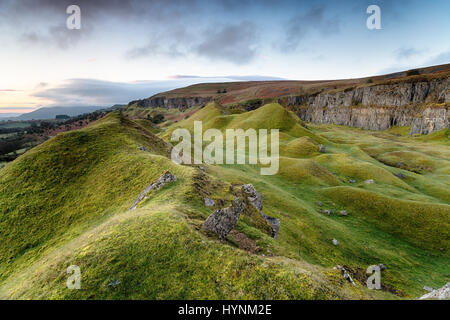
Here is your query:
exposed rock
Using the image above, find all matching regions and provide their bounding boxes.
[395,172,406,179]
[318,144,326,153]
[365,179,374,184]
[132,95,213,111]
[338,210,348,216]
[334,265,356,286]
[378,263,387,271]
[349,179,356,183]
[108,279,121,288]
[129,171,177,211]
[199,166,206,172]
[241,184,280,238]
[204,197,215,207]
[332,238,339,246]
[288,77,450,134]
[423,286,434,292]
[202,198,244,240]
[320,209,332,215]
[242,184,263,212]
[261,213,280,239]
[419,283,450,300]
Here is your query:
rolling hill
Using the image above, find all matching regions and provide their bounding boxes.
[0,97,449,299]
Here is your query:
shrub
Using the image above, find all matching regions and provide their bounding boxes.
[406,69,420,76]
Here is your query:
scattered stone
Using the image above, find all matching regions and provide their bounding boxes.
[365,179,374,184]
[199,166,206,172]
[204,197,215,207]
[395,172,406,179]
[334,265,355,286]
[242,184,262,212]
[202,199,244,240]
[108,279,121,288]
[320,209,332,215]
[137,146,147,152]
[338,210,348,216]
[318,144,326,153]
[129,171,177,210]
[332,238,339,246]
[378,263,387,271]
[349,179,356,183]
[242,184,280,238]
[423,286,434,292]
[261,213,280,239]
[316,201,323,207]
[419,283,450,300]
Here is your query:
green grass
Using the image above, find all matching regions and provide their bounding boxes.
[0,105,449,300]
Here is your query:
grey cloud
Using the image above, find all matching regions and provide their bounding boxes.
[125,26,193,60]
[31,77,237,107]
[21,25,86,49]
[5,0,198,50]
[125,21,260,65]
[195,21,259,64]
[396,47,424,60]
[281,6,340,52]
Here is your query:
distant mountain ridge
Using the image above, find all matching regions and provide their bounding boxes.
[0,105,122,121]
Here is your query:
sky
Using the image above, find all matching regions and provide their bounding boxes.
[0,0,449,114]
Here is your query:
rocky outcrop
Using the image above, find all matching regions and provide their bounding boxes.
[202,198,244,240]
[287,77,450,134]
[129,171,177,210]
[242,184,280,238]
[132,96,213,111]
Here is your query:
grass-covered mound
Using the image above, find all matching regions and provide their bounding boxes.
[322,187,450,252]
[0,103,449,300]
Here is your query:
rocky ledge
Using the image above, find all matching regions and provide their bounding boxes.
[288,76,450,134]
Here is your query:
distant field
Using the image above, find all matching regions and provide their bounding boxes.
[0,122,31,129]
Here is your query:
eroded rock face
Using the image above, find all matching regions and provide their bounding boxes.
[241,184,280,238]
[242,184,262,212]
[134,96,213,111]
[419,283,450,300]
[202,199,244,240]
[129,171,177,211]
[289,77,450,134]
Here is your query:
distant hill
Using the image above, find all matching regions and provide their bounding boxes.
[3,106,107,121]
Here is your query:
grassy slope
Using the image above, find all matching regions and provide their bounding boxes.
[0,104,449,299]
[0,111,376,299]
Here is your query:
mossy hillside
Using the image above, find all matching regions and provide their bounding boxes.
[161,102,327,146]
[205,162,449,297]
[0,112,182,281]
[322,187,450,252]
[1,205,377,300]
[1,104,449,300]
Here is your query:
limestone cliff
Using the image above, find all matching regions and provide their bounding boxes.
[285,76,449,134]
[130,96,213,111]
